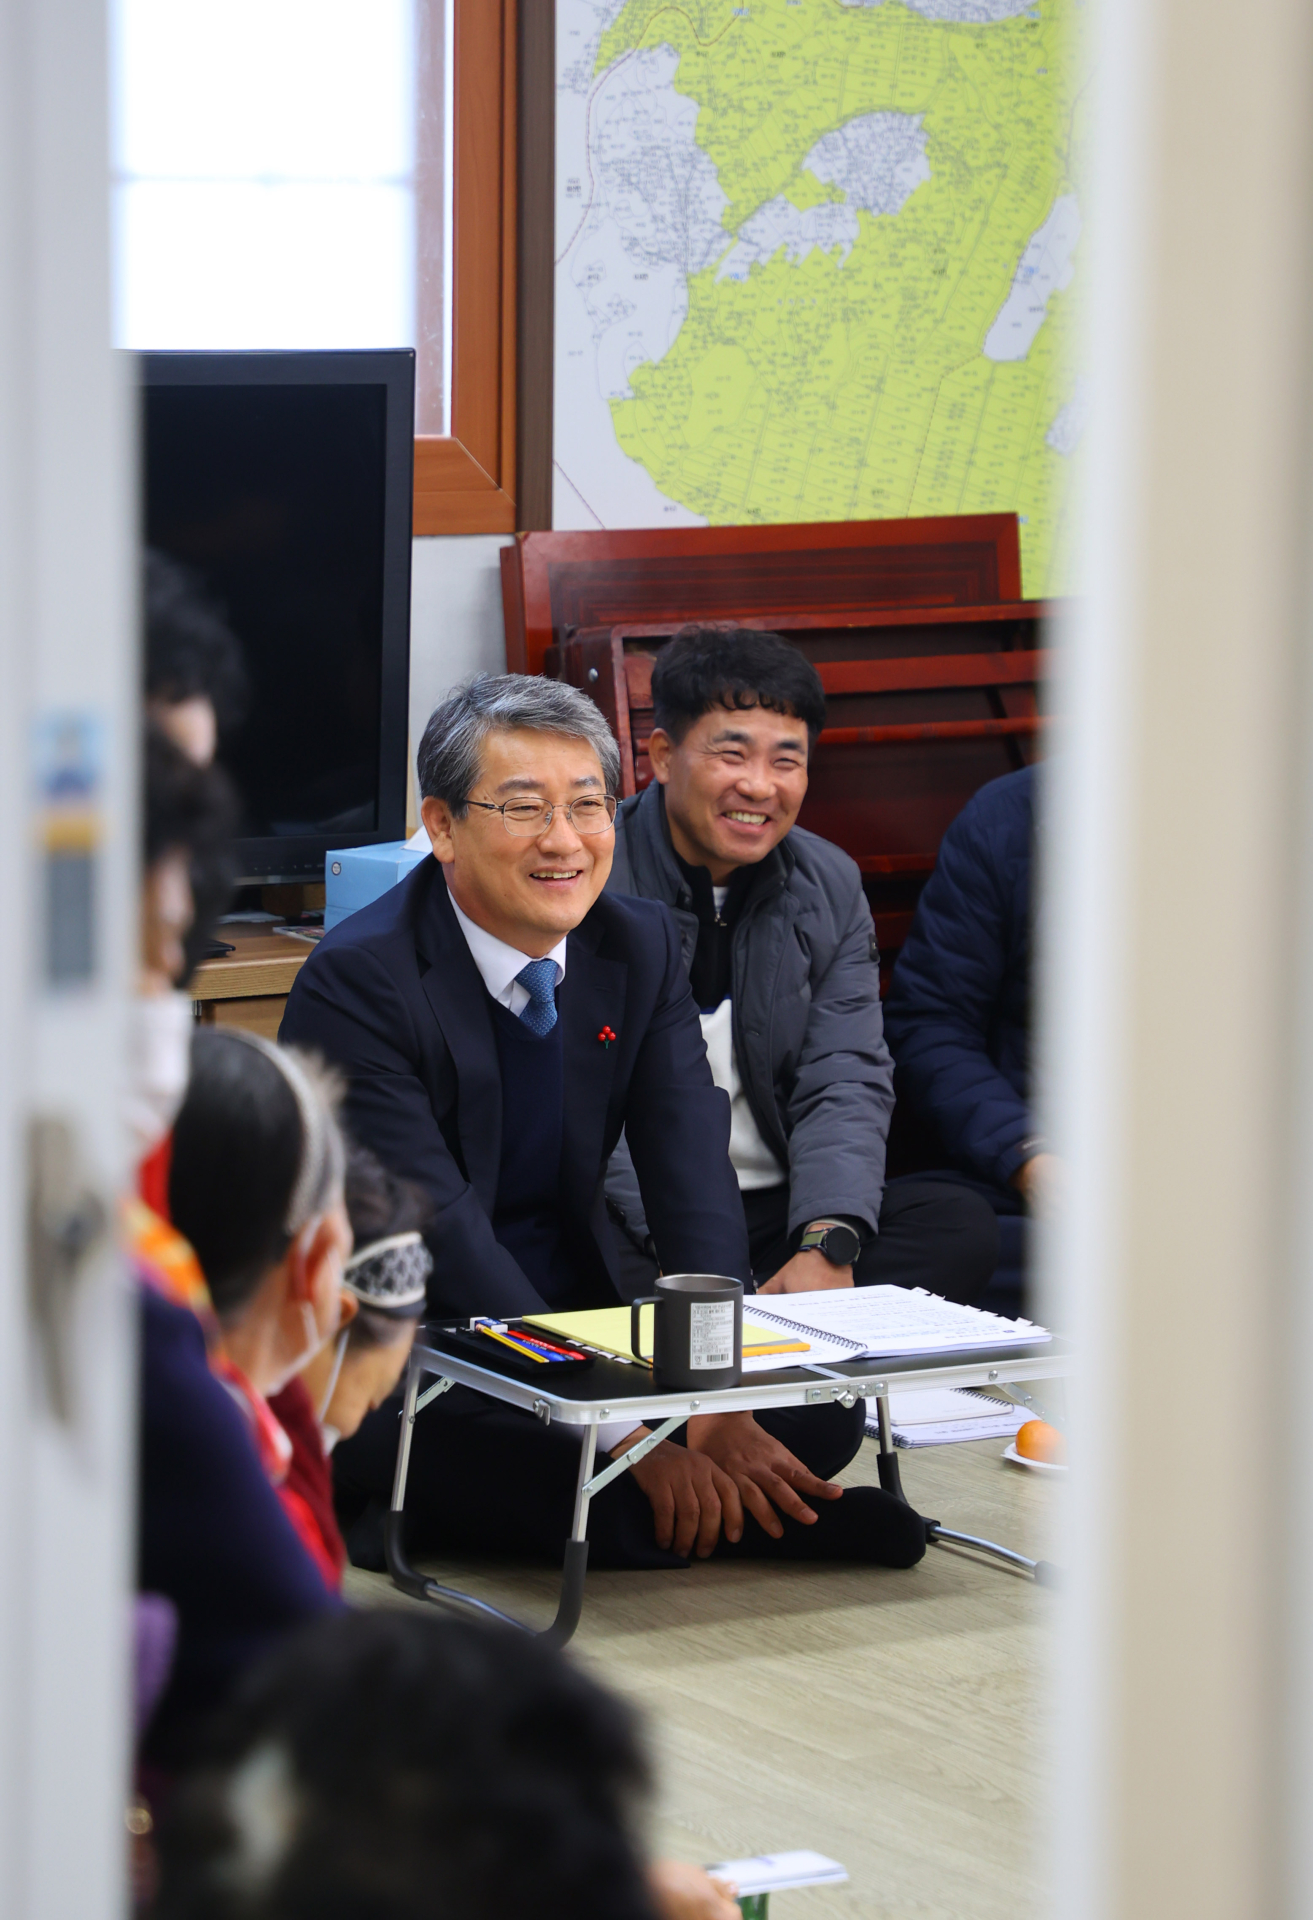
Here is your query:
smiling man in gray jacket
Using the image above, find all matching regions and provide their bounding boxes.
[606,626,999,1301]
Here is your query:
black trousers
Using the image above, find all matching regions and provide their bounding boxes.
[334,1385,927,1574]
[742,1174,1001,1304]
[885,1169,1029,1319]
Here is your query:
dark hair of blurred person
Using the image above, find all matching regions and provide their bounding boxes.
[143,550,247,980]
[144,548,248,760]
[141,725,238,983]
[153,1609,659,1920]
[132,725,238,1216]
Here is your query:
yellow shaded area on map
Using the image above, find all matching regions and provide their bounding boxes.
[597,0,1091,597]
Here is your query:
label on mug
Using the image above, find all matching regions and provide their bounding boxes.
[689,1300,736,1371]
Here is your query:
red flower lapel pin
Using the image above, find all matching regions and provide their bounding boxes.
[597,1026,617,1049]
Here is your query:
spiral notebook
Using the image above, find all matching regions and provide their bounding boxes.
[527,1289,1048,1376]
[739,1285,1050,1373]
[871,1387,1032,1447]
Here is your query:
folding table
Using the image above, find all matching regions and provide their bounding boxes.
[386,1320,1073,1645]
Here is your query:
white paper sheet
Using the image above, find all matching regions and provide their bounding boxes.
[702,1851,849,1897]
[871,1386,1031,1447]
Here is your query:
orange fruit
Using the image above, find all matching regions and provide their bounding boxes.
[1016,1419,1066,1465]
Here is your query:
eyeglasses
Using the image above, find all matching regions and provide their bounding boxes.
[466,794,618,837]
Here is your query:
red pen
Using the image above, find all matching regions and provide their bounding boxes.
[492,1327,573,1362]
[509,1327,588,1361]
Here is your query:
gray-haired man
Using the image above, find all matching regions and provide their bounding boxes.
[282,674,927,1575]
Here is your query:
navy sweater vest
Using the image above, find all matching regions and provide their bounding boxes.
[487,996,575,1303]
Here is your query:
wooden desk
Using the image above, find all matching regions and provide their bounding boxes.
[190,924,316,1041]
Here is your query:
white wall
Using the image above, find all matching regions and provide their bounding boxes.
[408,534,515,753]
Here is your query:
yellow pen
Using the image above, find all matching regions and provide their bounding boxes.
[477,1323,549,1363]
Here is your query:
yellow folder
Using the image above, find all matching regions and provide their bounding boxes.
[523,1305,809,1362]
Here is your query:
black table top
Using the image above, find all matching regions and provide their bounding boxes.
[416,1318,1068,1411]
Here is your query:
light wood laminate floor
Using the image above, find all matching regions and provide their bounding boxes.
[345,1433,1061,1920]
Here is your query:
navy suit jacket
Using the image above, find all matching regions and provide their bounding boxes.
[280,856,749,1316]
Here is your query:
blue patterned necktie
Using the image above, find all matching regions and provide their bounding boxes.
[515,958,558,1036]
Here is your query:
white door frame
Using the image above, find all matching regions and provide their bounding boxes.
[1045,0,1313,1912]
[0,0,136,1911]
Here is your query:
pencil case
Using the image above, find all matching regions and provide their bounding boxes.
[429,1324,594,1381]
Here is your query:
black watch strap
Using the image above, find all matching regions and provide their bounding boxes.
[798,1219,862,1267]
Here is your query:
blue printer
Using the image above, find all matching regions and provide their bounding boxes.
[324,840,429,932]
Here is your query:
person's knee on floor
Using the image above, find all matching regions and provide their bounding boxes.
[853,1177,1002,1304]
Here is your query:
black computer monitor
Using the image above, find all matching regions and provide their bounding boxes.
[141,349,414,881]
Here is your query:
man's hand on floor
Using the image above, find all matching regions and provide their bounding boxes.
[756,1248,853,1294]
[649,1860,740,1920]
[614,1429,745,1556]
[685,1411,844,1539]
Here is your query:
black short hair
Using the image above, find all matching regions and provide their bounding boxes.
[153,1610,658,1920]
[144,550,248,730]
[649,626,826,745]
[169,1032,342,1319]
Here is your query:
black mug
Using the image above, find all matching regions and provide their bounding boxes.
[630,1274,744,1390]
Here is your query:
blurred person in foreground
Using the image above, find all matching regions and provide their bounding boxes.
[142,549,248,980]
[165,1031,354,1590]
[130,725,238,1208]
[883,765,1057,1316]
[154,1608,739,1920]
[137,1027,349,1771]
[130,728,341,1807]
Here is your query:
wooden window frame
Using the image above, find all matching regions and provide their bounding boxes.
[413,0,520,535]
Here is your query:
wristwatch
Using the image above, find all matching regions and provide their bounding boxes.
[798,1218,862,1268]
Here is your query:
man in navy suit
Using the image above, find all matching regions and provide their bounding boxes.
[282,675,925,1572]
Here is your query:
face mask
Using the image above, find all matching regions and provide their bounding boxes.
[125,990,194,1159]
[267,1294,331,1397]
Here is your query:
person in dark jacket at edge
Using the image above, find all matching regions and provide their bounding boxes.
[883,764,1054,1319]
[605,626,1000,1305]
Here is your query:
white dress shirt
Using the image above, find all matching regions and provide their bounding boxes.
[447,889,567,1010]
[446,886,639,1455]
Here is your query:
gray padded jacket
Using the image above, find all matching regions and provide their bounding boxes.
[604,781,895,1246]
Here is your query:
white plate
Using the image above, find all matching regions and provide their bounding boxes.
[1003,1439,1067,1475]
